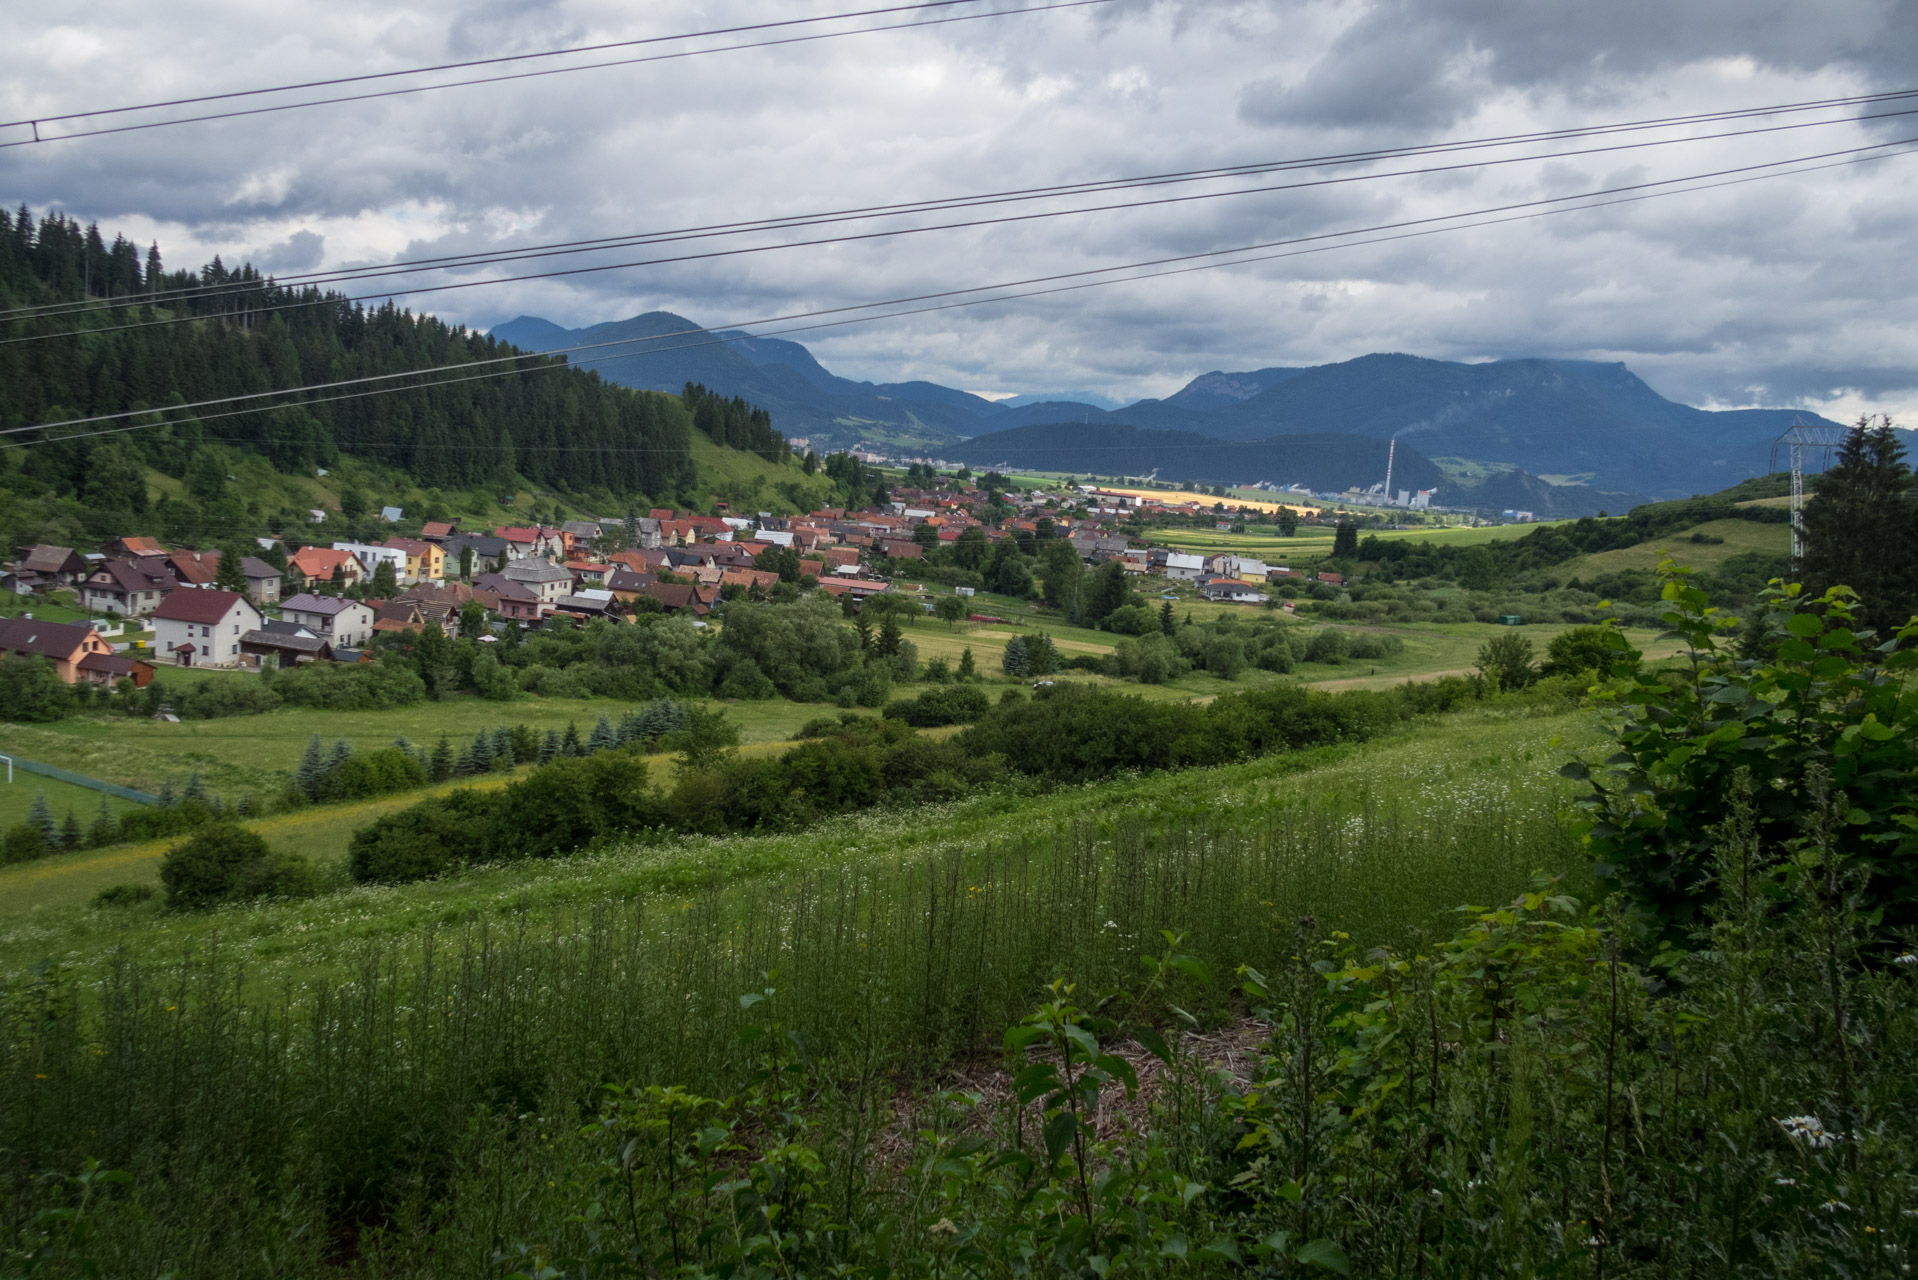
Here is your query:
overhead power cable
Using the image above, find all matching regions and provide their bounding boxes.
[0,0,1109,149]
[11,99,1918,347]
[8,133,1912,453]
[16,84,1917,321]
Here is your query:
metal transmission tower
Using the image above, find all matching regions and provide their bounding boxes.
[1769,417,1849,564]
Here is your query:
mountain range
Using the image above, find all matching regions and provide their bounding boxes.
[490,312,1833,509]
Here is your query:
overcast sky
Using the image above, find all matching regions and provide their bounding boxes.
[5,0,1917,418]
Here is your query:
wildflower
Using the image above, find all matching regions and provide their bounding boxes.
[929,1218,958,1236]
[1777,1115,1839,1148]
[1894,953,1917,966]
[1821,1199,1851,1213]
[1103,920,1119,930]
[1775,1177,1797,1187]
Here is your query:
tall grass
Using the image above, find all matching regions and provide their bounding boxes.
[0,778,1564,1273]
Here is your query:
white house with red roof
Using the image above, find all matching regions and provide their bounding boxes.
[152,588,264,667]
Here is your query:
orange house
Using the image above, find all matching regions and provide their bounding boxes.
[0,617,116,683]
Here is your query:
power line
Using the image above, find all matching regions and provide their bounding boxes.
[10,134,1911,453]
[0,0,1109,149]
[12,101,1918,348]
[18,85,1917,320]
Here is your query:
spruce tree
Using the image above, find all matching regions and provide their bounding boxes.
[429,734,455,782]
[215,544,248,593]
[455,743,477,776]
[1801,415,1918,629]
[492,727,516,767]
[297,735,326,797]
[329,739,352,768]
[236,793,256,818]
[1159,600,1176,635]
[470,728,495,771]
[587,714,615,754]
[157,778,177,807]
[539,729,561,765]
[561,721,583,757]
[1332,519,1359,558]
[28,793,57,849]
[958,647,977,680]
[1002,635,1029,677]
[183,772,209,806]
[88,796,117,849]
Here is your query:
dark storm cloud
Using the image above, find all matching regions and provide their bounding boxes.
[0,0,1913,417]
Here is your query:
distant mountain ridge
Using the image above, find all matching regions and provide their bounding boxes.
[490,313,1833,501]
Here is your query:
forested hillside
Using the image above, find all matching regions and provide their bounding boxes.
[0,209,700,528]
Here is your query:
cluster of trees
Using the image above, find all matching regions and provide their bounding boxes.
[1,208,698,551]
[1,772,266,864]
[682,383,788,462]
[348,676,1489,886]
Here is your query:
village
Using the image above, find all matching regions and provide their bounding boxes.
[1,479,1354,677]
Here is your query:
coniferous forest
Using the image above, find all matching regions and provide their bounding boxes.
[0,207,700,530]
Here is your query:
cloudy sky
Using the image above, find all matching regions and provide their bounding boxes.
[5,0,1917,417]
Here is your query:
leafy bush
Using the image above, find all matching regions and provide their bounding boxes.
[158,823,313,909]
[0,654,75,722]
[1567,570,1918,939]
[881,684,991,727]
[269,658,427,710]
[91,883,154,907]
[1475,630,1538,690]
[311,746,427,803]
[173,678,283,719]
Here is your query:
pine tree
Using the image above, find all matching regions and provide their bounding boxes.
[88,796,117,849]
[587,714,615,754]
[157,778,177,807]
[392,736,413,758]
[429,734,454,782]
[492,727,515,767]
[957,647,976,680]
[1332,519,1359,558]
[470,728,495,771]
[561,721,583,757]
[1801,415,1918,629]
[1026,633,1056,676]
[1159,600,1175,636]
[877,618,903,657]
[539,729,561,765]
[28,793,58,849]
[455,743,477,775]
[183,772,209,806]
[215,544,248,593]
[61,807,85,851]
[237,793,256,818]
[296,735,326,797]
[1002,635,1029,677]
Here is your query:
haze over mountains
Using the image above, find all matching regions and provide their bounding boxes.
[491,311,1833,512]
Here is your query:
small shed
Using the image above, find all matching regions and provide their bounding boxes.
[1499,614,1523,626]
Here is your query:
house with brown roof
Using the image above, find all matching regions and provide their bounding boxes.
[166,550,220,588]
[81,558,179,617]
[104,536,167,559]
[473,574,545,621]
[237,555,282,604]
[419,520,459,540]
[152,588,264,668]
[15,545,88,585]
[642,581,719,617]
[0,617,116,682]
[372,601,429,634]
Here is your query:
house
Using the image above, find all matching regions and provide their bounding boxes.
[279,592,376,648]
[332,541,408,583]
[876,538,924,560]
[239,556,282,604]
[491,526,543,559]
[473,574,546,621]
[287,546,365,588]
[820,546,861,570]
[563,560,611,588]
[15,545,87,585]
[381,537,445,583]
[1199,578,1267,604]
[1163,552,1206,581]
[0,617,116,682]
[240,623,334,667]
[80,558,179,617]
[551,591,625,621]
[419,520,459,540]
[641,581,719,617]
[604,567,660,605]
[371,601,429,634]
[380,506,404,523]
[1208,554,1269,580]
[151,589,264,668]
[502,559,574,604]
[76,652,154,687]
[1316,571,1346,586]
[560,520,605,545]
[440,533,512,572]
[103,536,167,559]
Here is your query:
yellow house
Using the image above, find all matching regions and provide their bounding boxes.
[382,537,445,583]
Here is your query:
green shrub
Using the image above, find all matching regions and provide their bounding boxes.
[173,678,283,719]
[270,659,427,710]
[881,685,991,727]
[311,746,427,803]
[1567,570,1918,940]
[158,823,313,909]
[0,654,75,721]
[91,882,155,907]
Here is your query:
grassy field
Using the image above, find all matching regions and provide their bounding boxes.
[1145,519,1560,557]
[0,768,147,831]
[1561,517,1789,576]
[0,699,1598,980]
